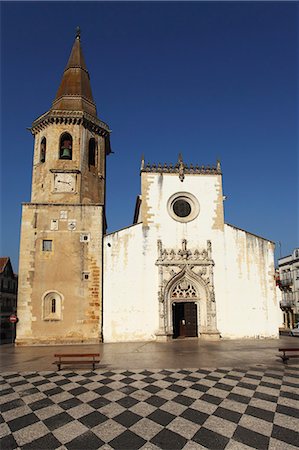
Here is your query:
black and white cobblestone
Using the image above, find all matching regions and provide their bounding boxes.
[1,366,298,449]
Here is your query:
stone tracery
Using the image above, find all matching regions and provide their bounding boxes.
[171,279,197,299]
[155,239,219,340]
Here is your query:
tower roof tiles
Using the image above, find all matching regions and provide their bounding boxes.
[51,32,97,116]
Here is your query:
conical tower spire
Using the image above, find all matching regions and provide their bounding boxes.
[51,28,97,116]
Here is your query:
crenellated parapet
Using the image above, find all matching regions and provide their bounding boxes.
[141,154,221,181]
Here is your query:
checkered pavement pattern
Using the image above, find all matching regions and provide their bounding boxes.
[1,366,298,449]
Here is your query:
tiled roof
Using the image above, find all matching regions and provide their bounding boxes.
[51,33,96,116]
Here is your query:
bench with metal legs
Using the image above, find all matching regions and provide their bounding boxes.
[278,348,299,364]
[53,353,100,371]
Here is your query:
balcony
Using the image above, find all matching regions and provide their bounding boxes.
[280,299,296,309]
[280,278,293,288]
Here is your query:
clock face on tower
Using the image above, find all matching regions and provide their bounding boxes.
[54,173,76,193]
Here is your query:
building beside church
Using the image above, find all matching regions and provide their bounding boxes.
[277,248,299,330]
[0,258,18,344]
[16,34,281,345]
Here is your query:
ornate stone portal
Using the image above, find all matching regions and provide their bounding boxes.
[155,239,220,340]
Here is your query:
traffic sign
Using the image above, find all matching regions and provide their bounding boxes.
[9,314,18,323]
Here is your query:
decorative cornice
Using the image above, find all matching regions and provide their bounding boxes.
[156,239,214,266]
[30,109,110,136]
[141,154,221,177]
[22,202,104,207]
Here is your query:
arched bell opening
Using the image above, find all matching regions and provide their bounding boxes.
[59,133,72,160]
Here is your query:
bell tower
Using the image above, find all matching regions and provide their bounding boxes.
[16,31,111,345]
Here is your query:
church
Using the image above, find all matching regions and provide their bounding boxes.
[16,33,281,345]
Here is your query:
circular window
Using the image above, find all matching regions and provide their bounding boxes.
[167,192,199,222]
[173,199,191,217]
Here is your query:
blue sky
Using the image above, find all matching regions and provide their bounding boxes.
[1,1,298,271]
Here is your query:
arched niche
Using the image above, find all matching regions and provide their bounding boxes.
[42,291,63,321]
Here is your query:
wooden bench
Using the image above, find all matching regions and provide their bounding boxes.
[278,348,299,364]
[53,353,100,371]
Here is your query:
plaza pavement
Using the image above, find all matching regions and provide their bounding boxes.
[0,337,298,449]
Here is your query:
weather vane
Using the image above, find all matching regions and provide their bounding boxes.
[76,26,81,40]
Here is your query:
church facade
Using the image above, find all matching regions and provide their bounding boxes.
[103,158,281,342]
[16,35,281,345]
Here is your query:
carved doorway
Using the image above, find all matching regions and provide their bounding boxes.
[172,302,198,338]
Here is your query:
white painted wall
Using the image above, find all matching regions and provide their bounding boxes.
[219,225,281,338]
[103,224,159,342]
[103,170,280,342]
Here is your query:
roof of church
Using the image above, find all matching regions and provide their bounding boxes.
[225,223,275,244]
[51,29,97,116]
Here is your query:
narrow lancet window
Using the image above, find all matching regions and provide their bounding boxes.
[59,133,72,160]
[40,137,46,163]
[88,138,96,167]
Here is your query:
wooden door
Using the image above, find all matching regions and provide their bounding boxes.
[184,302,197,337]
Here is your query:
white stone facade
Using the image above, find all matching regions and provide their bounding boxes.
[103,162,281,342]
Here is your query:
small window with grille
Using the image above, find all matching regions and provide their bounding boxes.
[42,240,52,251]
[80,233,90,242]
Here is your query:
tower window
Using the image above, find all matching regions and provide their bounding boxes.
[59,133,72,160]
[80,233,90,242]
[88,138,96,167]
[42,240,52,251]
[40,137,46,163]
[43,291,62,321]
